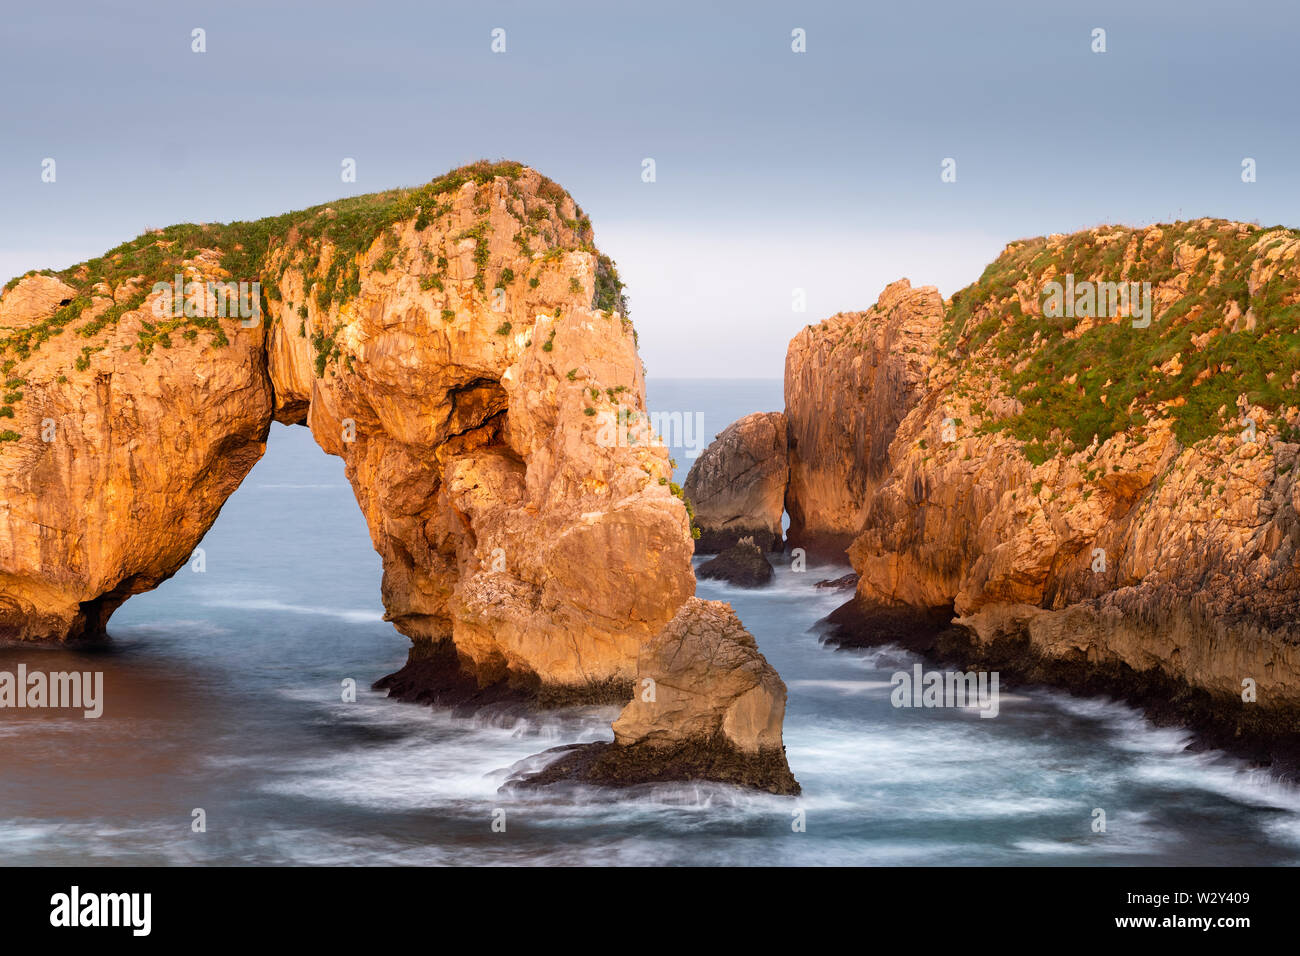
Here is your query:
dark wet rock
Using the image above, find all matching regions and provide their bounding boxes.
[821,594,1300,779]
[814,572,859,590]
[507,737,800,795]
[373,637,631,716]
[697,537,774,588]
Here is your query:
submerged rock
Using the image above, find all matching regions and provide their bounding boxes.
[683,411,787,553]
[696,537,774,587]
[509,597,799,794]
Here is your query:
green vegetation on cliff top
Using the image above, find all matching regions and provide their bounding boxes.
[0,160,629,371]
[940,219,1300,449]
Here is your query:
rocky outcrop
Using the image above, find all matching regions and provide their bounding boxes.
[1,160,803,792]
[697,537,774,588]
[792,220,1300,766]
[683,411,787,552]
[509,597,799,794]
[0,273,79,327]
[0,272,276,641]
[784,279,944,557]
[0,161,694,704]
[815,572,858,590]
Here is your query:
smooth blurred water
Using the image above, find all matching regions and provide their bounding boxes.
[1,378,1298,865]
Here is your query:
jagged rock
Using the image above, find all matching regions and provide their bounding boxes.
[784,279,944,557]
[696,536,774,587]
[683,411,787,552]
[0,274,79,329]
[814,572,859,590]
[509,597,799,794]
[0,161,695,703]
[790,220,1300,765]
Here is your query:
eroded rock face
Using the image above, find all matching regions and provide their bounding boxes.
[509,597,799,794]
[683,411,787,552]
[262,169,696,698]
[784,279,944,557]
[0,162,694,703]
[613,597,789,752]
[791,221,1300,761]
[0,272,274,640]
[0,274,78,328]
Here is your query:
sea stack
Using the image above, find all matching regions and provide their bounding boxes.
[783,279,944,559]
[509,597,799,794]
[683,411,788,553]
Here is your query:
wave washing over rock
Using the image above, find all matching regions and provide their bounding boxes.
[0,160,796,791]
[693,220,1300,771]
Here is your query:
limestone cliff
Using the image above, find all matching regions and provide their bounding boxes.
[784,280,944,556]
[683,411,787,552]
[789,220,1300,762]
[0,161,694,702]
[0,271,274,640]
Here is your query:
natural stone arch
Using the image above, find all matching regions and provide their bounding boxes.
[0,163,696,703]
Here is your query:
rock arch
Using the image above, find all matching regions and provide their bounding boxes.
[0,163,696,702]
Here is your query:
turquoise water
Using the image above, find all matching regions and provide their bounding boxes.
[1,379,1298,865]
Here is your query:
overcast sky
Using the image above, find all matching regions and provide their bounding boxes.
[2,0,1296,376]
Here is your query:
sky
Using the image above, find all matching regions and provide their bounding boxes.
[2,0,1297,376]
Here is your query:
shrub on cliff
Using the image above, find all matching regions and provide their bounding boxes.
[943,220,1300,451]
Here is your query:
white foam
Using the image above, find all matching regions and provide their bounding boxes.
[199,597,384,624]
[787,679,894,694]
